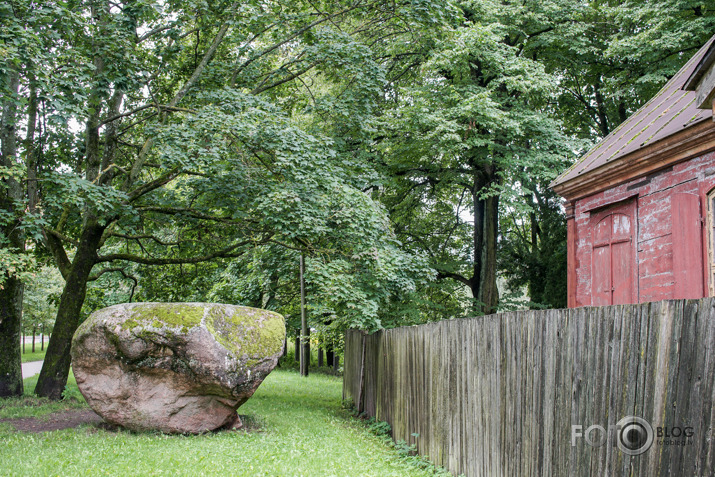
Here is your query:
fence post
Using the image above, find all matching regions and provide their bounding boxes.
[356,333,367,414]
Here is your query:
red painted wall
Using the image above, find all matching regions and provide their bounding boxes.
[568,151,715,307]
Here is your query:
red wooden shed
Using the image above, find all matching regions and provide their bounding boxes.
[551,35,715,308]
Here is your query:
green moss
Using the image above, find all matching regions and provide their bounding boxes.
[113,303,284,364]
[205,305,285,361]
[126,303,204,331]
[120,318,140,331]
[137,329,159,341]
[106,333,122,349]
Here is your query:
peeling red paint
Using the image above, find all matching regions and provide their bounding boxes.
[567,151,715,307]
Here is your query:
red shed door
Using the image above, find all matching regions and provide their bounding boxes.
[591,201,636,305]
[672,193,703,299]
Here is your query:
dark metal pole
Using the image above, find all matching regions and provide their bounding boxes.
[300,254,309,377]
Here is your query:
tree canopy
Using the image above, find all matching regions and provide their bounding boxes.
[1,0,713,398]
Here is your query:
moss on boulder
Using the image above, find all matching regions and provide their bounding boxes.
[71,302,285,434]
[205,305,284,366]
[124,303,204,333]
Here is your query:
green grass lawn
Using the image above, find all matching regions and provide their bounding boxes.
[20,335,49,362]
[0,370,444,476]
[21,348,47,363]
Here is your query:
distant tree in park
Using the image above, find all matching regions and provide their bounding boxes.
[22,266,63,339]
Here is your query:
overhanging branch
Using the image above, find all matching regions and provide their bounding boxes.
[128,169,181,201]
[96,235,273,265]
[436,270,473,288]
[134,205,255,224]
[230,1,364,87]
[110,232,180,246]
[88,267,138,301]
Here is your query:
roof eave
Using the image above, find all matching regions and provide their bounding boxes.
[684,42,715,91]
[552,120,715,201]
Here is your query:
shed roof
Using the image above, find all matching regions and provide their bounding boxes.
[551,35,715,189]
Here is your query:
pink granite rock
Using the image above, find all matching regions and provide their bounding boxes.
[71,302,284,433]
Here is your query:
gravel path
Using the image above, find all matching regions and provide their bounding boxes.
[21,360,43,378]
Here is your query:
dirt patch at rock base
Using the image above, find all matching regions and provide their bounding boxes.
[1,409,105,432]
[1,410,262,434]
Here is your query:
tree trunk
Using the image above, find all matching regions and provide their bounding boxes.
[35,40,109,399]
[301,328,311,374]
[25,80,39,214]
[0,278,23,397]
[326,348,334,367]
[594,81,610,137]
[35,223,104,399]
[469,168,499,314]
[333,353,339,373]
[471,172,485,311]
[294,336,300,362]
[0,69,24,398]
[32,326,36,353]
[317,347,324,367]
[478,193,499,314]
[299,254,309,377]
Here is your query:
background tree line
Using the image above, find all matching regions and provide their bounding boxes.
[1,0,713,399]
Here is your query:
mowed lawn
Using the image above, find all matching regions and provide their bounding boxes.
[20,348,47,363]
[0,370,440,477]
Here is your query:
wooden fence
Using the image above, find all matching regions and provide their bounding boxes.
[343,299,715,476]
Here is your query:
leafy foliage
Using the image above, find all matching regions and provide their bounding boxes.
[0,0,458,398]
[2,0,714,400]
[22,266,63,332]
[374,0,575,314]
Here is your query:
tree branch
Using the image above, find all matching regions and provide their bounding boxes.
[97,235,272,265]
[230,1,363,86]
[94,163,129,184]
[45,228,78,247]
[250,61,321,95]
[436,270,472,288]
[134,206,255,224]
[42,232,71,279]
[109,232,180,246]
[100,104,152,126]
[128,169,181,201]
[138,24,174,43]
[88,267,138,301]
[169,23,231,108]
[126,18,232,189]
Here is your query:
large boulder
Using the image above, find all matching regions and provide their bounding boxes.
[71,302,285,434]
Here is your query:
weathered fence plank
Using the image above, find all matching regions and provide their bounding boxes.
[343,298,715,476]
